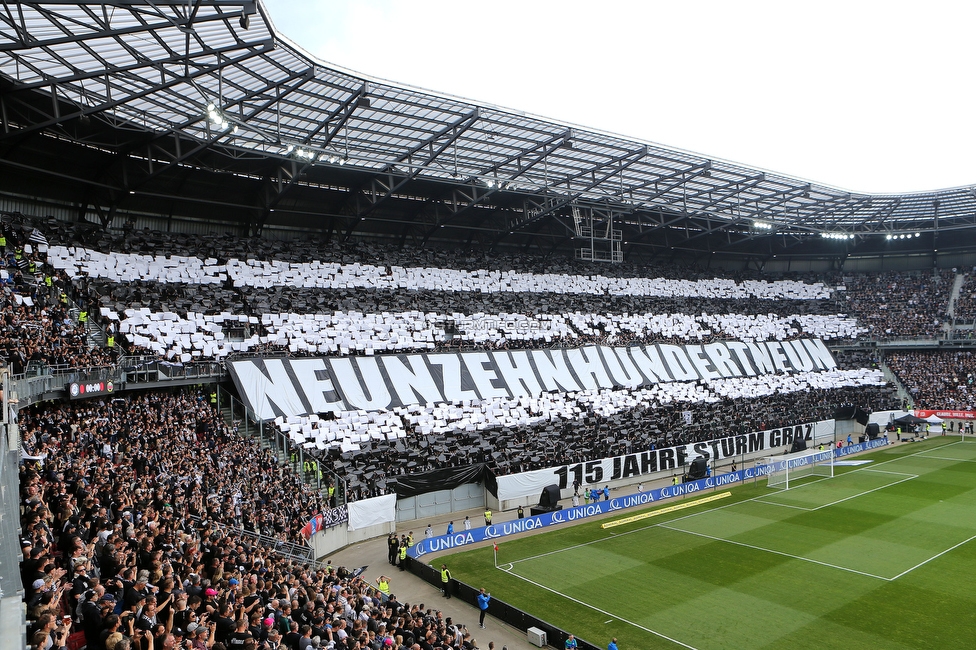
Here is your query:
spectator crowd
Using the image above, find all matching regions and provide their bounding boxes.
[21,388,485,650]
[886,350,976,410]
[8,211,962,650]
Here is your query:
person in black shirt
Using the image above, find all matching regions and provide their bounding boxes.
[214,604,236,644]
[80,593,108,647]
[281,621,300,650]
[226,618,253,650]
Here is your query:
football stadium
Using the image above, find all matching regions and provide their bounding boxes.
[4,3,976,650]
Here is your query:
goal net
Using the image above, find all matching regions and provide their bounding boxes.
[760,448,834,490]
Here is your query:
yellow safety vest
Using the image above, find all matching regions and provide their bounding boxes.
[377,580,390,594]
[484,510,492,522]
[107,335,115,348]
[440,568,451,584]
[398,547,406,560]
[78,311,88,323]
[45,276,52,287]
[0,236,6,247]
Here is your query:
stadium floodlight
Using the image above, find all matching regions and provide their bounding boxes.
[761,448,834,490]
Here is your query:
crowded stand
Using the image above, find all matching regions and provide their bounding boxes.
[952,271,976,324]
[20,390,486,650]
[41,240,861,360]
[6,214,963,362]
[0,220,118,373]
[886,350,976,410]
[7,210,925,650]
[275,374,896,498]
[837,270,954,339]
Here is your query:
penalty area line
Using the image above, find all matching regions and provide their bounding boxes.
[656,523,891,581]
[498,564,699,650]
[888,532,976,581]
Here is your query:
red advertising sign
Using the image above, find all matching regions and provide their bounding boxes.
[914,409,976,420]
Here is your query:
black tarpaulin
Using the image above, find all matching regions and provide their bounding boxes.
[391,463,489,498]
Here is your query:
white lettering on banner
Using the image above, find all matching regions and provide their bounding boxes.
[462,352,509,400]
[627,345,671,382]
[802,339,835,370]
[380,355,443,406]
[229,359,309,421]
[726,341,757,376]
[226,339,838,420]
[606,346,642,386]
[566,346,613,390]
[659,344,698,381]
[491,350,543,396]
[533,349,581,393]
[703,342,740,378]
[290,359,346,413]
[502,420,835,502]
[428,354,478,403]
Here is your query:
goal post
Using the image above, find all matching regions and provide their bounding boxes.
[760,448,834,490]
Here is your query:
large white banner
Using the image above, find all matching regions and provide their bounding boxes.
[494,420,835,501]
[346,493,396,531]
[227,339,837,420]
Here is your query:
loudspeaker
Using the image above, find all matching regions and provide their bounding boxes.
[789,437,808,454]
[538,484,561,508]
[686,457,708,480]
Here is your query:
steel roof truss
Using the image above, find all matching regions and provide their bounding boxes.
[0,38,274,141]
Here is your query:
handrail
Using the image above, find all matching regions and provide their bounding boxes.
[186,515,313,564]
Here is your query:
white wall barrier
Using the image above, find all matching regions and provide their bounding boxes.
[308,493,397,560]
[489,420,835,509]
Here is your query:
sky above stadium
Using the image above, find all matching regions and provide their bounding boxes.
[262,0,976,195]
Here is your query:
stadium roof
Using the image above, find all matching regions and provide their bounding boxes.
[3,1,976,261]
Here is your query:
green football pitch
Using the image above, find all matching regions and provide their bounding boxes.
[441,438,976,649]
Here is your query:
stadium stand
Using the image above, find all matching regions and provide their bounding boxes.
[886,350,976,410]
[836,270,954,339]
[19,388,485,650]
[0,214,912,499]
[5,4,976,649]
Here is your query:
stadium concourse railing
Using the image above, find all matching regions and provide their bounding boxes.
[186,515,314,565]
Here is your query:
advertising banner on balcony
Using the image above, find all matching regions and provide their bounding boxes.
[914,409,976,420]
[408,437,888,558]
[227,338,837,420]
[492,419,835,502]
